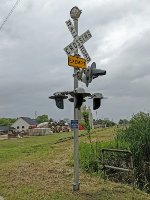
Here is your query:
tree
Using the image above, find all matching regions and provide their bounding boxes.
[93,118,115,127]
[118,119,129,125]
[36,115,48,123]
[0,118,16,126]
[49,118,54,123]
[103,119,116,127]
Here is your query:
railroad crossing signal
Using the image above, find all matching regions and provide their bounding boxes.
[64,19,92,63]
[49,7,107,192]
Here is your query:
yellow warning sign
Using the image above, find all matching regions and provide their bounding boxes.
[68,55,87,69]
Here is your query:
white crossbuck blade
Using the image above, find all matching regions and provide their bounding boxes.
[64,19,92,63]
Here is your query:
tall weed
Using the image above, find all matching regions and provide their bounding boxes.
[79,142,99,173]
[116,112,150,192]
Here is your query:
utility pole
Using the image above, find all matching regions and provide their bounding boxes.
[70,6,81,191]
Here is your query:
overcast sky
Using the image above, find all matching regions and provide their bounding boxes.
[0,0,150,122]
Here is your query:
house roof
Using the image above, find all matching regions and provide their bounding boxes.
[21,117,38,125]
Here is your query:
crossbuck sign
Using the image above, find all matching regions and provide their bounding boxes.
[64,19,92,63]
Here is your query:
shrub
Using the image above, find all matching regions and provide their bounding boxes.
[79,112,150,192]
[116,112,150,192]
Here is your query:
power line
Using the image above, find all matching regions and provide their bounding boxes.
[0,0,21,32]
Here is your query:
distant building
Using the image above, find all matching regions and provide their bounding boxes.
[11,117,38,132]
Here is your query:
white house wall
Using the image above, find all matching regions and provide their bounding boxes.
[11,118,30,132]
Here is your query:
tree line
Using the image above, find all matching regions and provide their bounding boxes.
[0,114,129,127]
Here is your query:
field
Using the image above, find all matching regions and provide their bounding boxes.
[0,128,150,200]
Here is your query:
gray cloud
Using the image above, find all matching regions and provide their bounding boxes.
[0,0,150,122]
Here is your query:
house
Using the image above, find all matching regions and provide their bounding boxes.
[11,117,38,132]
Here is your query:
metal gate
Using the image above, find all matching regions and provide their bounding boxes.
[101,148,135,189]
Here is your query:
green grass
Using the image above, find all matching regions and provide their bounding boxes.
[0,128,150,200]
[0,132,76,164]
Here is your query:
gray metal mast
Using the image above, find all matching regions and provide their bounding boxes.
[70,6,81,191]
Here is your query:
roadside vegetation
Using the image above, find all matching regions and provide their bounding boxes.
[79,112,150,194]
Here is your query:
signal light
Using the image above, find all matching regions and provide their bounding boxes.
[49,93,68,109]
[91,93,103,110]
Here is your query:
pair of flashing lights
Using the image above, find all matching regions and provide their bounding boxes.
[49,88,104,110]
[76,62,106,87]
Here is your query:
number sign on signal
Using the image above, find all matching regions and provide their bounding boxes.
[68,55,86,69]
